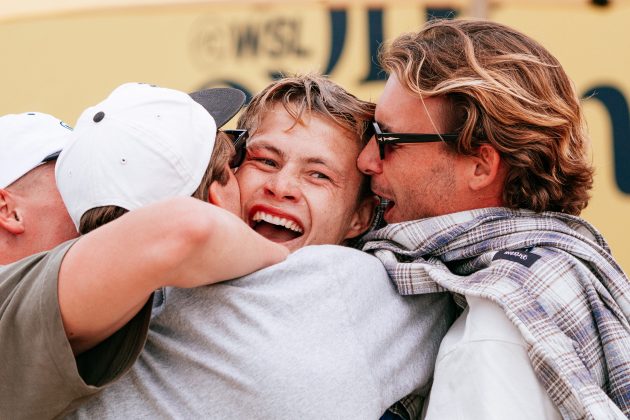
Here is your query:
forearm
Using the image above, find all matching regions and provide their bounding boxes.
[58,197,288,355]
[175,206,289,284]
[58,198,194,354]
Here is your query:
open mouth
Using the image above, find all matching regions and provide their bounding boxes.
[382,199,396,221]
[251,210,304,243]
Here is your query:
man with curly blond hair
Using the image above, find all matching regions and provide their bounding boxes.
[359,19,630,419]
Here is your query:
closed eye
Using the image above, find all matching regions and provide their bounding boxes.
[251,157,278,168]
[385,143,400,152]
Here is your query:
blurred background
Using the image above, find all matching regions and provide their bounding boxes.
[1,0,629,271]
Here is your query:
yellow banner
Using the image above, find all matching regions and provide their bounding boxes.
[1,1,628,270]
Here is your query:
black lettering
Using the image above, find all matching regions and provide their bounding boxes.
[323,10,347,75]
[583,85,630,194]
[493,250,541,268]
[361,9,386,83]
[265,20,284,58]
[233,23,261,57]
[426,8,458,20]
[230,17,310,61]
[288,20,309,57]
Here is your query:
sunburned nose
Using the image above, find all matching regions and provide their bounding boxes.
[264,173,302,201]
[357,138,381,175]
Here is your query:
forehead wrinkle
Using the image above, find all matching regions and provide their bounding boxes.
[305,156,331,167]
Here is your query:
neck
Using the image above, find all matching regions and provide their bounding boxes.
[0,235,29,264]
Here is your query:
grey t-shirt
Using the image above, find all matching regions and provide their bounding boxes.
[0,240,152,419]
[69,245,456,419]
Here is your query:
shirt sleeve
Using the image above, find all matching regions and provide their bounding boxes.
[0,240,153,419]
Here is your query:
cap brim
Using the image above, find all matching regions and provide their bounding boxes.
[42,150,62,162]
[189,87,247,128]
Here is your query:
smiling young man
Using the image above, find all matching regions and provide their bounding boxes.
[235,75,374,250]
[67,75,456,419]
[358,19,630,419]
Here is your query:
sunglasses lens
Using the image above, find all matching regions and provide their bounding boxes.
[229,146,243,168]
[363,123,375,142]
[223,130,248,168]
[378,142,385,160]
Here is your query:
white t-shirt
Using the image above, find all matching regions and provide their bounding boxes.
[423,296,562,420]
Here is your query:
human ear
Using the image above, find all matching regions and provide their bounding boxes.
[208,182,224,207]
[208,180,241,215]
[0,189,26,235]
[344,195,379,240]
[468,145,502,191]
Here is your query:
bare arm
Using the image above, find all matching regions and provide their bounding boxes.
[58,196,288,354]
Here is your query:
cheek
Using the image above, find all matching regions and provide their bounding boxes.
[389,160,422,190]
[235,169,257,201]
[228,179,241,207]
[308,190,356,239]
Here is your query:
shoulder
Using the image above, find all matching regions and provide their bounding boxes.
[0,239,77,283]
[229,245,389,297]
[0,239,79,321]
[252,245,389,286]
[287,245,384,271]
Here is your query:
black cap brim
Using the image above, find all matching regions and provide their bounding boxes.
[189,87,247,128]
[42,150,62,162]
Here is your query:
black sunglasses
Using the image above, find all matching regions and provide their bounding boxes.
[222,129,249,168]
[368,121,458,160]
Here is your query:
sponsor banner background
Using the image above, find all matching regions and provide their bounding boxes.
[1,1,628,271]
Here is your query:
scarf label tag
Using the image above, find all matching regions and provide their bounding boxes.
[493,250,541,268]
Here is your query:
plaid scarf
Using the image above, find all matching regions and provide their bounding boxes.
[363,207,630,420]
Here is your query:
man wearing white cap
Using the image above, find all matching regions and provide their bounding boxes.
[0,89,287,418]
[0,112,77,263]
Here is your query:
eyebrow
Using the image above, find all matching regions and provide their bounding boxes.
[247,141,285,159]
[248,139,343,174]
[305,157,329,166]
[301,156,345,179]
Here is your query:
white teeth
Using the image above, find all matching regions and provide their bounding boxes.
[252,211,303,233]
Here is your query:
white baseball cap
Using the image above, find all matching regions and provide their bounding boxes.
[0,112,72,189]
[56,82,245,230]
